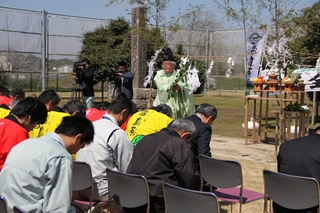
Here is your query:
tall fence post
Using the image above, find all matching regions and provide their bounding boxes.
[41,10,47,92]
[218,77,221,96]
[204,29,209,97]
[30,72,33,91]
[56,73,58,91]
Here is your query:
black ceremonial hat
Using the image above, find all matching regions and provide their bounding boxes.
[163,48,175,62]
[118,61,127,66]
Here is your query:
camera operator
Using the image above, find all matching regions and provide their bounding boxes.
[116,61,134,100]
[73,58,95,108]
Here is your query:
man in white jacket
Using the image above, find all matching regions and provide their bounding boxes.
[76,95,134,201]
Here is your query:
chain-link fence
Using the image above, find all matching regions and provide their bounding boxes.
[0,6,109,91]
[0,6,247,98]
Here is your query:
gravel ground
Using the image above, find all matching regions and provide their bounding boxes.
[211,135,278,163]
[210,135,278,213]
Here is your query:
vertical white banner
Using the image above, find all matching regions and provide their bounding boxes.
[246,29,267,85]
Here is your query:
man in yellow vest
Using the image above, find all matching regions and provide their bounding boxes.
[30,99,86,138]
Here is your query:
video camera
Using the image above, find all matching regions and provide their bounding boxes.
[106,67,121,87]
[73,62,85,84]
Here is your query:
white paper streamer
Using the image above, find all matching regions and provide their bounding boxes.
[178,55,201,94]
[143,47,163,87]
[264,37,290,71]
[226,57,234,78]
[180,55,189,67]
[316,57,320,74]
[187,67,201,94]
[207,60,214,77]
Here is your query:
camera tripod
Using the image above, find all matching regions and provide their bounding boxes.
[71,81,85,102]
[110,83,122,101]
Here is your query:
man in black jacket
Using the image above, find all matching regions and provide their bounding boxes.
[274,126,320,213]
[187,103,218,167]
[117,61,134,100]
[78,58,95,108]
[126,118,200,213]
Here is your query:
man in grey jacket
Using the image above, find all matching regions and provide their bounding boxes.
[0,116,94,213]
[76,96,133,201]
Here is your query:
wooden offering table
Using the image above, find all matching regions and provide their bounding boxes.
[274,110,310,154]
[244,82,306,145]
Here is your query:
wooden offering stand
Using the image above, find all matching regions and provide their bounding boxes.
[246,81,306,148]
[283,82,296,92]
[266,75,279,91]
[253,82,265,91]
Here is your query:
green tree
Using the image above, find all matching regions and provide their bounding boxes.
[78,16,166,84]
[78,17,131,84]
[287,1,320,66]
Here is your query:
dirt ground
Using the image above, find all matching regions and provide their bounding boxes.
[210,134,278,213]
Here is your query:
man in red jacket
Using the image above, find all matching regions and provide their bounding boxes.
[0,86,12,107]
[0,97,48,170]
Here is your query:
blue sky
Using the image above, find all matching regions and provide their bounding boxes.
[0,0,318,26]
[1,0,205,20]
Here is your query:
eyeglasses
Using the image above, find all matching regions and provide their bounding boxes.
[162,62,173,66]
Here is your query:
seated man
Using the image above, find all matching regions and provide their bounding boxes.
[76,96,134,202]
[37,89,61,111]
[274,126,320,213]
[86,102,110,122]
[0,86,12,108]
[0,116,94,212]
[119,100,138,132]
[126,104,173,146]
[187,103,218,166]
[9,88,25,99]
[0,97,24,119]
[0,88,25,109]
[0,97,48,170]
[62,99,87,117]
[126,118,200,213]
[86,98,137,132]
[30,99,86,138]
[29,89,61,138]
